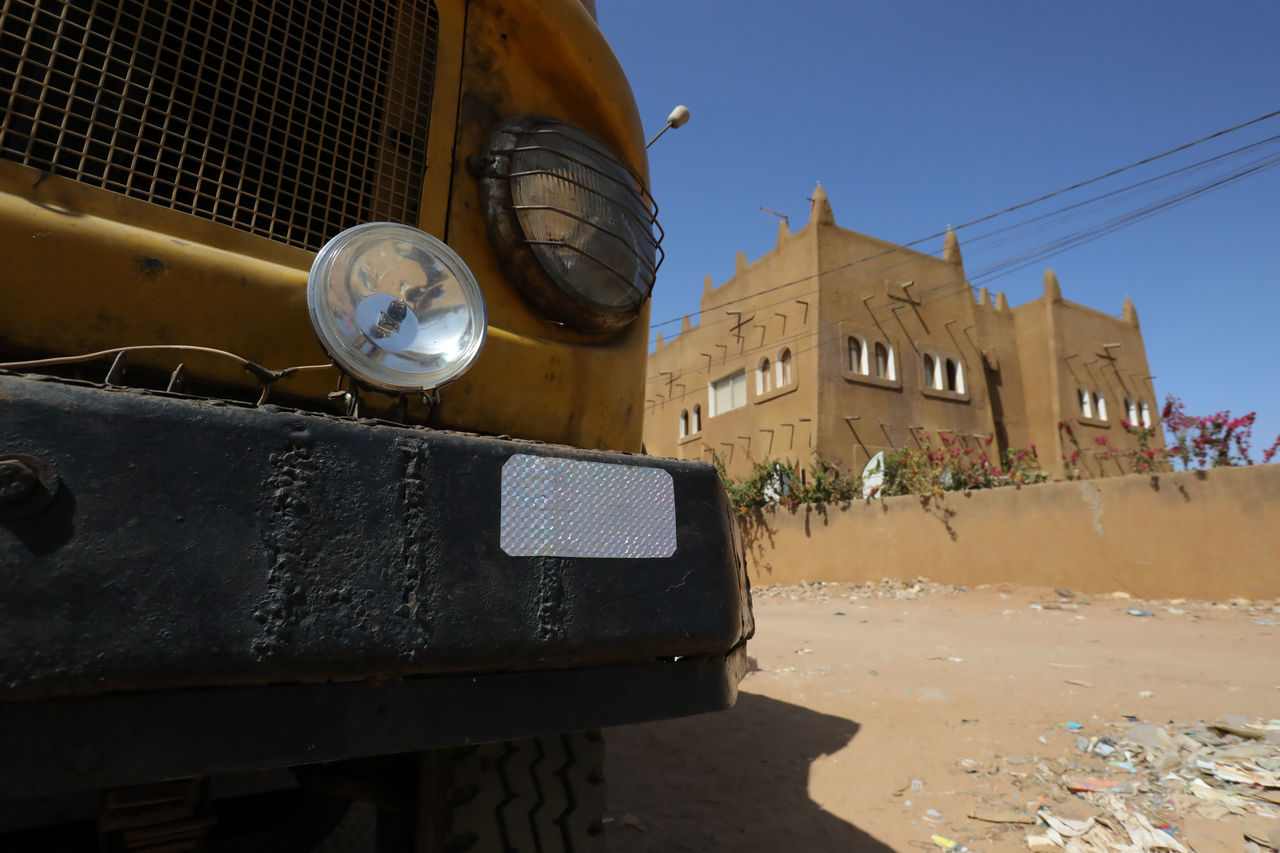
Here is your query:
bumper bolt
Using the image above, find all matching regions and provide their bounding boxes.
[0,458,39,505]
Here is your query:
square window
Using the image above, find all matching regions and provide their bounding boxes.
[709,370,746,416]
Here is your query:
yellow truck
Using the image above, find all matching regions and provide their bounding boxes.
[0,1,752,849]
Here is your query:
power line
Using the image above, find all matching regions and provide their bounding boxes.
[648,106,1280,334]
[954,131,1280,257]
[648,134,1280,357]
[970,151,1280,286]
[644,135,1280,389]
[643,113,1280,385]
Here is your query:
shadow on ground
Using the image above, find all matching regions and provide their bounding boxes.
[605,691,893,852]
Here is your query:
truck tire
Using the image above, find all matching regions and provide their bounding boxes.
[443,731,605,853]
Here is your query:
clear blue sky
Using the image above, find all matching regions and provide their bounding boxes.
[597,1,1280,461]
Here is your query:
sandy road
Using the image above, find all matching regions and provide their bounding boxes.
[604,583,1280,852]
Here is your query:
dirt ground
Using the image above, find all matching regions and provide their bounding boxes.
[604,580,1280,852]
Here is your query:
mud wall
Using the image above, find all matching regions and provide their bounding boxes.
[742,465,1279,600]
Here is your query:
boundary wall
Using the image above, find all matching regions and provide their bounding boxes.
[742,465,1279,600]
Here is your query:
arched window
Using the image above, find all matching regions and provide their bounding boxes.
[1139,401,1152,429]
[1094,392,1107,421]
[923,354,937,389]
[691,404,701,434]
[757,357,772,394]
[848,337,866,374]
[1079,388,1093,419]
[1125,397,1138,426]
[945,358,962,393]
[679,410,689,438]
[776,348,793,386]
[874,343,889,378]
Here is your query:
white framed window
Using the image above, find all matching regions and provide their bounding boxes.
[1139,400,1152,428]
[756,357,772,395]
[691,403,702,433]
[945,358,964,394]
[923,354,940,390]
[918,348,965,398]
[874,342,895,380]
[848,336,867,374]
[1093,392,1107,421]
[776,348,793,386]
[709,370,746,416]
[1126,397,1138,425]
[840,325,900,389]
[1078,388,1093,419]
[679,410,689,438]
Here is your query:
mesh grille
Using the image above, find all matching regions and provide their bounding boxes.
[0,0,438,253]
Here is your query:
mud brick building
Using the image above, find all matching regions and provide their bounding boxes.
[643,184,1162,479]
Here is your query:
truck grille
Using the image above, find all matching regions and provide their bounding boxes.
[0,0,438,253]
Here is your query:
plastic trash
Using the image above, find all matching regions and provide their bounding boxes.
[1127,608,1155,617]
[1039,810,1095,836]
[1123,723,1175,751]
[1210,761,1280,787]
[968,808,1035,824]
[1063,774,1137,793]
[1036,800,1189,853]
[1208,720,1270,739]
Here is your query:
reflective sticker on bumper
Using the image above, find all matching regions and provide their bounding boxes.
[500,454,677,558]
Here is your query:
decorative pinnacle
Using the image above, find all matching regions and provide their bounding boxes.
[943,225,963,266]
[1122,295,1139,326]
[1043,269,1062,302]
[808,182,835,227]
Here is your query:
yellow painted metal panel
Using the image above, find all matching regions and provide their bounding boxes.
[0,0,654,452]
[430,0,652,450]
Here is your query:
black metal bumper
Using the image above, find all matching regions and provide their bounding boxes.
[0,373,753,795]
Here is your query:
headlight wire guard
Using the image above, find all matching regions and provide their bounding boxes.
[471,116,663,336]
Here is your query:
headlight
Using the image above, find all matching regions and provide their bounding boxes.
[306,223,487,393]
[473,116,663,336]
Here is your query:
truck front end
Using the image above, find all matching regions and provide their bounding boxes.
[0,1,751,848]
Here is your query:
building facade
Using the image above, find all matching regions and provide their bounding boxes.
[643,184,1163,480]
